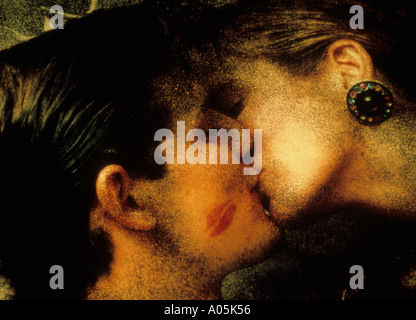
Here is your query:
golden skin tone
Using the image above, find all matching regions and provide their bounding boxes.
[86,39,416,299]
[219,39,416,227]
[87,112,280,300]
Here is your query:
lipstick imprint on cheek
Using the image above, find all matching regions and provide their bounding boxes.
[206,199,237,238]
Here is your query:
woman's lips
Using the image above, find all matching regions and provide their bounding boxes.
[206,199,237,238]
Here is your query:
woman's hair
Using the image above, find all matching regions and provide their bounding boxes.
[0,4,172,299]
[163,0,415,101]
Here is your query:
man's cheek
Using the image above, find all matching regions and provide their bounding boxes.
[206,199,237,238]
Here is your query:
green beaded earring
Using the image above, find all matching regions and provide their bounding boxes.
[346,81,394,125]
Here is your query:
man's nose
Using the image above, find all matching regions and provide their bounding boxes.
[244,168,260,191]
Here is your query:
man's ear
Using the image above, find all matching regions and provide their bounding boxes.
[96,165,157,231]
[322,39,374,90]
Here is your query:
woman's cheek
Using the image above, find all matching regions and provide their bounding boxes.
[271,124,329,192]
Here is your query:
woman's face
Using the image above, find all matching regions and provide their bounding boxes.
[149,111,281,275]
[217,58,416,227]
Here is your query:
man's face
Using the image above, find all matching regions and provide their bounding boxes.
[142,109,281,277]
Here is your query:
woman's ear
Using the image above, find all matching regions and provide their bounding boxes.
[322,39,374,90]
[96,164,157,231]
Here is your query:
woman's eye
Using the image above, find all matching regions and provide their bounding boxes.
[204,84,247,119]
[227,99,245,119]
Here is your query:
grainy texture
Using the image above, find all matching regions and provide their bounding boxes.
[0,0,415,300]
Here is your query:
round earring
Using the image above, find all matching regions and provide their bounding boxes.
[346,81,394,125]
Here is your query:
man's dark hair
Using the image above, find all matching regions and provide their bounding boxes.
[0,3,172,299]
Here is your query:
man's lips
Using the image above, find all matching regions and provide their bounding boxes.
[252,183,272,218]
